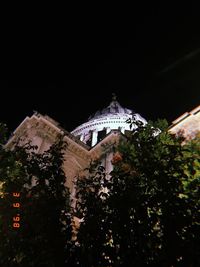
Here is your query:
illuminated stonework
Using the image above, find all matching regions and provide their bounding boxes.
[5,100,199,234]
[169,105,200,139]
[7,97,199,195]
[72,97,146,147]
[7,97,146,193]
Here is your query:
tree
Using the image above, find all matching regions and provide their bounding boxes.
[0,128,72,267]
[74,119,200,267]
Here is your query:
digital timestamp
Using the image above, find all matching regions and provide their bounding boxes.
[12,192,20,228]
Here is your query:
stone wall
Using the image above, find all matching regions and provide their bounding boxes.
[169,105,200,139]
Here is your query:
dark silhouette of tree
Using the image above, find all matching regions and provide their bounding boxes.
[74,119,200,267]
[0,126,72,267]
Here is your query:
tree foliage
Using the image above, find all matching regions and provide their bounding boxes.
[0,128,72,267]
[75,119,200,267]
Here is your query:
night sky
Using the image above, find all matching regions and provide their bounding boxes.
[1,6,200,134]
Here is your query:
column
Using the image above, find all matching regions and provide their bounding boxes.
[80,134,84,142]
[120,127,125,134]
[106,127,111,134]
[91,130,98,146]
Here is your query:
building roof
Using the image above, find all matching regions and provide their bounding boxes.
[71,95,146,146]
[88,94,133,120]
[169,104,200,139]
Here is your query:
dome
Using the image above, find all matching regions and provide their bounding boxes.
[88,98,133,120]
[71,95,146,147]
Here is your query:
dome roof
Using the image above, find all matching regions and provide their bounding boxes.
[71,95,146,147]
[88,96,133,120]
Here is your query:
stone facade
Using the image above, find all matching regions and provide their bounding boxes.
[169,105,200,140]
[6,98,147,193]
[6,101,200,195]
[6,100,199,234]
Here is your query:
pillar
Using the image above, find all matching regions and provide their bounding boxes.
[106,127,111,134]
[91,130,98,146]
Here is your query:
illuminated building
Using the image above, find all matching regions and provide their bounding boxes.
[169,105,200,139]
[6,96,146,194]
[6,97,199,196]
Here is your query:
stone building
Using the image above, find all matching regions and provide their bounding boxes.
[169,104,200,139]
[6,97,199,196]
[6,96,146,195]
[5,97,199,234]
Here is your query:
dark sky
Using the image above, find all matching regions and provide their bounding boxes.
[1,5,200,133]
